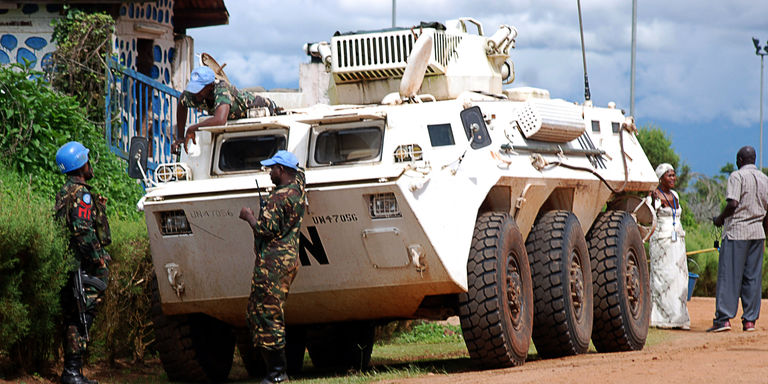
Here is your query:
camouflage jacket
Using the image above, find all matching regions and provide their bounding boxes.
[179,80,275,120]
[54,177,111,263]
[250,170,307,265]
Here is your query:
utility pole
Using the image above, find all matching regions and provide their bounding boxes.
[392,0,396,28]
[630,0,637,117]
[753,37,768,170]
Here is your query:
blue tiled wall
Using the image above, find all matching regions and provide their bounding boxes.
[0,4,59,69]
[0,1,176,88]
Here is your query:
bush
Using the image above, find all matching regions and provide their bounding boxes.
[684,223,768,298]
[0,63,150,375]
[684,223,720,296]
[89,217,153,364]
[49,8,114,124]
[0,165,155,375]
[0,168,70,375]
[0,64,144,218]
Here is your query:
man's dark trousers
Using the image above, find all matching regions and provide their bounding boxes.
[715,238,764,323]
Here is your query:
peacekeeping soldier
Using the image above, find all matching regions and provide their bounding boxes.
[173,66,280,154]
[54,142,110,384]
[238,150,306,384]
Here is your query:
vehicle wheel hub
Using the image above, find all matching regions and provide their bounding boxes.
[506,253,523,328]
[569,251,585,320]
[625,251,642,317]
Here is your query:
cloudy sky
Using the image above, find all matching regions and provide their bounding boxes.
[188,0,768,178]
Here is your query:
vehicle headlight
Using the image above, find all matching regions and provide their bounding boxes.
[156,163,191,183]
[158,210,192,236]
[367,193,401,219]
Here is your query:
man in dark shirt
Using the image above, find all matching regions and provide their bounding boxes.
[173,66,278,153]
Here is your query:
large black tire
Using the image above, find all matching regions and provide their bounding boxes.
[236,326,306,378]
[150,276,235,382]
[458,212,533,368]
[525,210,593,358]
[587,210,650,352]
[306,322,375,371]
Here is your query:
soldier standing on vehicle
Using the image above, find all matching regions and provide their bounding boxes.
[238,150,306,384]
[710,145,768,332]
[54,141,111,384]
[172,66,279,154]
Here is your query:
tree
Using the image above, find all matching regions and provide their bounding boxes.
[720,163,735,175]
[636,124,690,190]
[48,8,114,125]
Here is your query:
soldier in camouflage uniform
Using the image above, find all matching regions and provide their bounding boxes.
[239,150,306,384]
[173,66,279,154]
[54,142,111,384]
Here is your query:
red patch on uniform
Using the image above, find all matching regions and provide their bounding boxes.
[77,200,91,220]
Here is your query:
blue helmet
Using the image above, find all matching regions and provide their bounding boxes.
[261,150,299,170]
[56,141,89,173]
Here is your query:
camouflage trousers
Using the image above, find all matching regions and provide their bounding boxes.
[246,253,298,351]
[61,260,109,356]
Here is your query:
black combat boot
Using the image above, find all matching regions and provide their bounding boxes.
[61,353,98,384]
[260,348,288,384]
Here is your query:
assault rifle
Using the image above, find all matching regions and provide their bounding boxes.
[72,268,89,341]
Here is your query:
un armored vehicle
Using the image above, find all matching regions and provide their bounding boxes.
[133,17,658,382]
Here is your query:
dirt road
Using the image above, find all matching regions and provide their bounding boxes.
[394,297,768,384]
[3,297,764,384]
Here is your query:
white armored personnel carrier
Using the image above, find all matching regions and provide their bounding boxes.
[131,17,658,382]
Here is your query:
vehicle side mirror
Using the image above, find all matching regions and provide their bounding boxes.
[128,136,149,179]
[460,106,492,149]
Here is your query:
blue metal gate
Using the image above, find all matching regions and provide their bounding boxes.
[105,58,198,172]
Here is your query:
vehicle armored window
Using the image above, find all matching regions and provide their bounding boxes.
[427,123,455,147]
[310,121,384,166]
[213,130,287,174]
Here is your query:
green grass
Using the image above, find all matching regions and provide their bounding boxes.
[645,326,673,347]
[372,339,469,364]
[387,321,464,344]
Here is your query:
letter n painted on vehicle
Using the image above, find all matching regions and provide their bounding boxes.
[299,226,329,266]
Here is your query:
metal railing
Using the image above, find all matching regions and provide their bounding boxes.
[105,58,199,173]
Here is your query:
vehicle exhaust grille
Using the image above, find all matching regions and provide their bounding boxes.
[331,30,462,84]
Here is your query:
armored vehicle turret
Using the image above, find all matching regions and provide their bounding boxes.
[133,17,657,381]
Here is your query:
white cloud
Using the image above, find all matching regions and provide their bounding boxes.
[187,0,768,128]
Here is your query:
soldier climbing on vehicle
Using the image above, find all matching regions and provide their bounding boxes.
[173,66,281,154]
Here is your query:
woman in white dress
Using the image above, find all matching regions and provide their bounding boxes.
[648,163,691,329]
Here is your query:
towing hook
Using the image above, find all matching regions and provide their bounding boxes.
[408,244,427,277]
[165,263,185,298]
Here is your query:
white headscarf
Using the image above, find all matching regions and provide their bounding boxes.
[655,163,674,179]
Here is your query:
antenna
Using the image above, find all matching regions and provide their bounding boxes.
[576,0,591,103]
